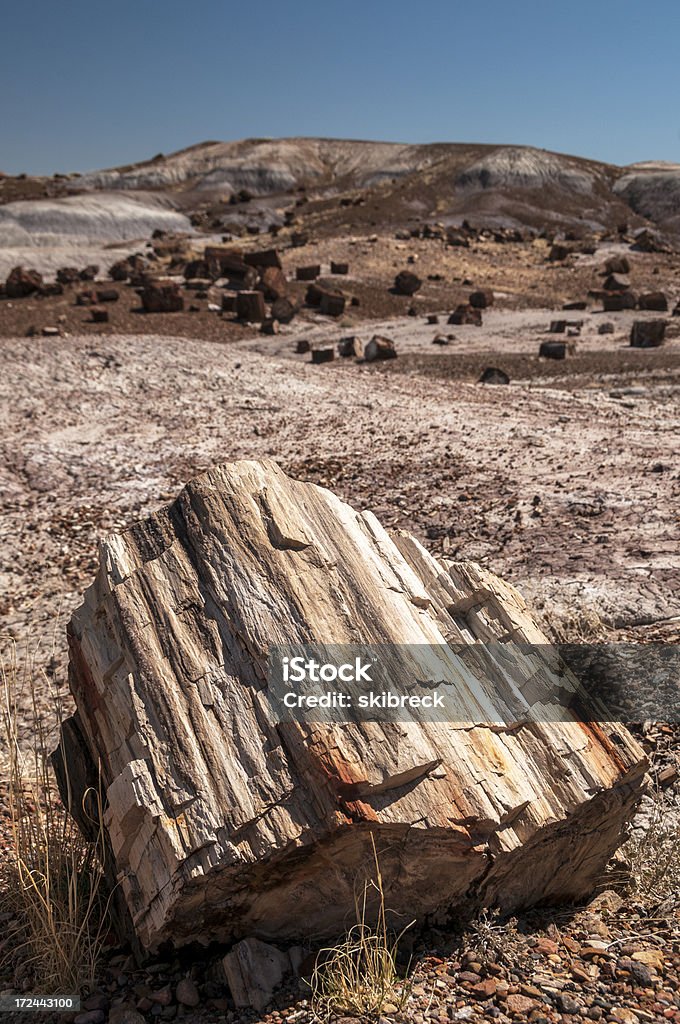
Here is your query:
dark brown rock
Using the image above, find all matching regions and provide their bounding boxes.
[90,307,109,323]
[5,266,43,298]
[96,289,119,303]
[603,255,630,275]
[270,297,296,324]
[539,340,567,359]
[362,335,397,361]
[448,304,482,326]
[330,261,349,275]
[260,318,280,335]
[549,320,567,333]
[259,266,288,301]
[630,319,666,348]
[638,291,668,311]
[243,249,282,269]
[141,280,184,313]
[236,290,266,322]
[76,289,98,306]
[603,292,636,311]
[548,243,570,262]
[56,267,81,285]
[394,270,422,296]
[80,264,99,281]
[602,273,631,293]
[295,339,310,354]
[469,289,493,309]
[221,293,237,313]
[311,347,335,364]
[479,366,510,384]
[296,265,320,281]
[319,290,346,317]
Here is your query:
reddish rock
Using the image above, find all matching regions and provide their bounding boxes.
[243,249,282,269]
[141,280,184,313]
[5,266,43,298]
[56,267,81,285]
[259,266,288,301]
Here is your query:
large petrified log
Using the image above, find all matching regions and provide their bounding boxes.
[54,460,646,952]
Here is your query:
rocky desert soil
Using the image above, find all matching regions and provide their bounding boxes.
[0,138,679,1024]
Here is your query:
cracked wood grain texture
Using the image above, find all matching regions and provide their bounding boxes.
[54,460,647,951]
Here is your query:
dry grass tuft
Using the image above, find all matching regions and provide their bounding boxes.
[311,835,413,1020]
[623,784,680,908]
[0,637,108,994]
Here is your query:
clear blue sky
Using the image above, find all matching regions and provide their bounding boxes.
[2,0,679,176]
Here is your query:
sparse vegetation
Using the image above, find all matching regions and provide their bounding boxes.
[311,836,413,1020]
[623,784,680,906]
[0,637,107,994]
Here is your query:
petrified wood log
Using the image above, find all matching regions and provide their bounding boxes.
[55,460,646,952]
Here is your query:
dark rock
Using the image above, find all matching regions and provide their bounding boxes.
[175,978,200,1008]
[603,254,630,275]
[311,347,335,364]
[141,280,184,313]
[236,290,266,322]
[539,340,567,359]
[76,289,98,306]
[432,334,450,345]
[295,339,310,354]
[184,259,209,280]
[319,290,346,317]
[290,232,308,247]
[598,322,615,334]
[296,265,320,281]
[56,267,81,285]
[362,335,397,362]
[394,270,422,296]
[427,314,439,324]
[549,320,566,333]
[243,249,282,269]
[260,318,280,335]
[602,273,631,293]
[5,265,43,297]
[259,266,288,301]
[638,291,668,311]
[221,293,237,313]
[630,319,666,347]
[91,307,109,323]
[270,297,296,323]
[548,243,570,262]
[479,366,509,385]
[603,292,636,311]
[330,261,349,275]
[96,288,119,303]
[469,289,493,309]
[80,264,99,281]
[337,336,358,357]
[563,300,587,310]
[448,304,482,326]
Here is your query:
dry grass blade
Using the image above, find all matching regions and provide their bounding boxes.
[311,835,413,1020]
[0,636,108,994]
